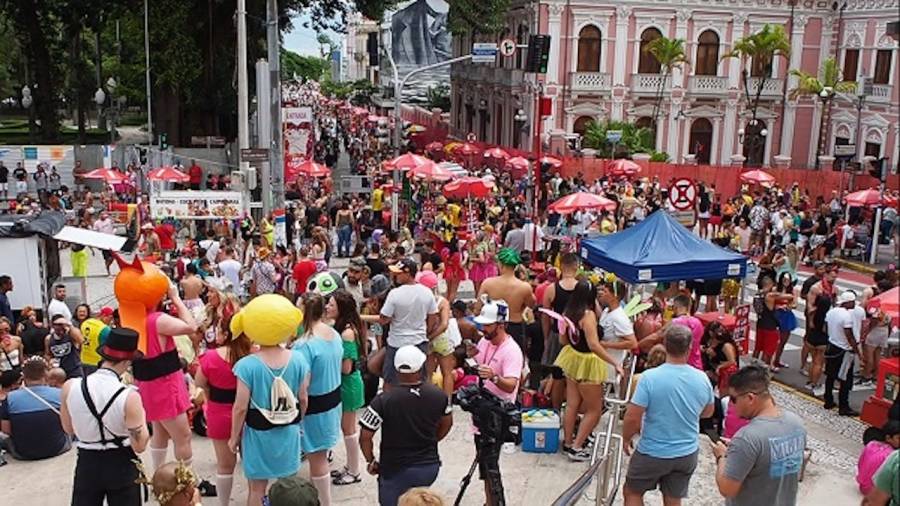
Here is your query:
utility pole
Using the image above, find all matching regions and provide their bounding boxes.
[237,0,251,213]
[144,0,153,160]
[267,0,286,245]
[256,59,272,214]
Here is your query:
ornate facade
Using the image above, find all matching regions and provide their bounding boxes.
[449,0,899,169]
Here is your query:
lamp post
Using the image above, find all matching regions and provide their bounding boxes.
[21,85,34,141]
[814,86,835,168]
[738,120,768,166]
[106,77,122,145]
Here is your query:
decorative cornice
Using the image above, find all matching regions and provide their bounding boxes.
[616,5,633,21]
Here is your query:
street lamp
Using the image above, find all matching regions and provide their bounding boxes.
[21,85,34,141]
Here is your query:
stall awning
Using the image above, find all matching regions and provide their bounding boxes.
[53,226,127,251]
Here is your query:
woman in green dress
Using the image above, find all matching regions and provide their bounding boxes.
[326,290,368,485]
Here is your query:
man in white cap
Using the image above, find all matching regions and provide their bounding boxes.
[823,290,863,416]
[359,345,452,506]
[469,297,523,404]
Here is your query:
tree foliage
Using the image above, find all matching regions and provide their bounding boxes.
[426,83,450,111]
[722,24,790,120]
[789,57,857,99]
[645,36,688,141]
[449,0,511,34]
[281,50,329,82]
[582,120,661,159]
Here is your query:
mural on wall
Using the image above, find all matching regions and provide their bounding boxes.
[384,0,451,102]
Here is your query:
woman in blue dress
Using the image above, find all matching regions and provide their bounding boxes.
[228,294,308,506]
[295,292,343,505]
[773,271,798,371]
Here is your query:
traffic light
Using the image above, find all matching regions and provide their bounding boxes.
[868,157,886,180]
[525,35,551,74]
[159,133,168,151]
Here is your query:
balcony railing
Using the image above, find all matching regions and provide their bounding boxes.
[747,77,785,98]
[631,73,669,95]
[689,75,729,95]
[870,84,892,102]
[570,72,612,92]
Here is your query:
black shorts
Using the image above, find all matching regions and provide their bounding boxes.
[101,249,113,262]
[506,321,528,353]
[72,446,141,506]
[806,329,828,347]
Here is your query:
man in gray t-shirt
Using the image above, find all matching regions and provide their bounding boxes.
[713,365,807,506]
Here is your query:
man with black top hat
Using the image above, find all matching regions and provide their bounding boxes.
[60,328,150,506]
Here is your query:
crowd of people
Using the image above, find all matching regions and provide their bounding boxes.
[0,96,898,506]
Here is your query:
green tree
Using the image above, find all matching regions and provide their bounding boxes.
[582,120,663,159]
[449,0,510,34]
[645,36,688,144]
[281,50,329,81]
[426,83,450,111]
[0,13,21,103]
[790,57,856,168]
[350,79,378,106]
[723,24,790,162]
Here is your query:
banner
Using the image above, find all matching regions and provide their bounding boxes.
[733,304,751,355]
[150,191,243,220]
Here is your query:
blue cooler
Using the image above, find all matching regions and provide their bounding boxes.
[521,409,560,454]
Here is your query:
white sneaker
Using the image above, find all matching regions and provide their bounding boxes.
[812,385,825,397]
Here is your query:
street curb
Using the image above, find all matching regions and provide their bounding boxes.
[834,258,879,276]
[772,378,864,424]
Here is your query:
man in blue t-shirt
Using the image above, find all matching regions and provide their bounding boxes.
[623,325,714,505]
[0,357,71,460]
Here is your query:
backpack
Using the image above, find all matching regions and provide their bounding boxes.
[249,357,299,426]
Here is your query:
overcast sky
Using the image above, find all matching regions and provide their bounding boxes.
[283,13,341,57]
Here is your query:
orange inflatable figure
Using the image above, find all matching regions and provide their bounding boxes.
[113,254,170,354]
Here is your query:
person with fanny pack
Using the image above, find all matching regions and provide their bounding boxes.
[294,292,344,505]
[59,327,150,505]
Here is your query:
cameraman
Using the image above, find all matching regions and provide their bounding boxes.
[466,298,523,505]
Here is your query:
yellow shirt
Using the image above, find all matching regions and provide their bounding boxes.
[372,188,384,211]
[79,318,106,367]
[448,203,461,227]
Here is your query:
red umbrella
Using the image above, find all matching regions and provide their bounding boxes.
[844,188,897,207]
[443,177,495,199]
[292,160,331,178]
[456,143,482,157]
[146,166,189,183]
[408,160,453,181]
[425,141,445,152]
[385,153,432,172]
[607,159,642,178]
[505,156,530,171]
[870,286,899,320]
[739,169,776,186]
[538,156,563,169]
[483,147,510,160]
[548,192,617,214]
[82,168,127,183]
[367,114,383,122]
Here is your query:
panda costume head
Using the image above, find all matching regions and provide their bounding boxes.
[307,271,344,296]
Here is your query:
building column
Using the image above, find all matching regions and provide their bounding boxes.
[548,5,564,85]
[764,118,774,167]
[780,15,808,158]
[712,116,723,165]
[723,98,738,158]
[612,6,631,87]
[681,117,693,163]
[672,10,691,89]
[728,14,748,89]
[666,101,679,154]
[611,94,625,121]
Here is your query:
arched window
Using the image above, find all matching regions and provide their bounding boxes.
[577,25,602,72]
[638,28,662,73]
[695,30,719,76]
[516,24,529,70]
[573,116,594,136]
[689,118,714,165]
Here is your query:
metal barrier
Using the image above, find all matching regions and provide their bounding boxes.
[551,353,638,506]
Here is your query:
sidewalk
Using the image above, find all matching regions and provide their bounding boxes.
[834,241,897,275]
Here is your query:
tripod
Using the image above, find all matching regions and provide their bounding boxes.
[454,435,506,506]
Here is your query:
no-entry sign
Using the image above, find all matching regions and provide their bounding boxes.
[668,177,697,211]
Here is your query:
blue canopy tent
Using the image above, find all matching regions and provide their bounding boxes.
[579,211,748,284]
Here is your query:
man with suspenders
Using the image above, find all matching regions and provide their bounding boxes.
[60,328,150,505]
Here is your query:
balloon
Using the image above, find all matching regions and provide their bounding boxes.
[231,294,302,346]
[307,271,344,296]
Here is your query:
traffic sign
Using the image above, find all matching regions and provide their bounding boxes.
[834,144,857,158]
[668,177,697,211]
[241,148,269,162]
[606,130,623,143]
[472,43,498,63]
[669,209,698,228]
[499,38,517,57]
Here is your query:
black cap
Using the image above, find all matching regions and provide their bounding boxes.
[389,257,418,276]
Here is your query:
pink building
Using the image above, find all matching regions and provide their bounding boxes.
[449,0,899,170]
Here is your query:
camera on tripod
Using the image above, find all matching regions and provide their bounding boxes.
[456,383,521,444]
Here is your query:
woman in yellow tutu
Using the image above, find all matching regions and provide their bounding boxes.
[553,280,624,462]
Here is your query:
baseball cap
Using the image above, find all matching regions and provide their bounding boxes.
[349,257,368,271]
[836,290,857,306]
[99,306,115,317]
[474,297,509,325]
[369,274,392,298]
[394,345,427,373]
[389,257,418,276]
[415,270,439,290]
[267,475,320,506]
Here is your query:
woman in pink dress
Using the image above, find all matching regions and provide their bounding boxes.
[440,238,467,303]
[467,229,498,294]
[195,309,251,506]
[133,285,199,473]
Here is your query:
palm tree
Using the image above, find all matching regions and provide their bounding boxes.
[790,58,857,168]
[645,36,688,143]
[723,24,790,164]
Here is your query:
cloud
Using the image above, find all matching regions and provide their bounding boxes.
[283,13,340,57]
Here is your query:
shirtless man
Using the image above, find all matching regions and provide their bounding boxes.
[477,247,535,352]
[141,223,162,257]
[179,264,205,313]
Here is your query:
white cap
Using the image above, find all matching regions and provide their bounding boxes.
[394,345,427,373]
[836,290,857,306]
[474,296,509,325]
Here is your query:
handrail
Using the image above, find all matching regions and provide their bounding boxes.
[550,454,609,506]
